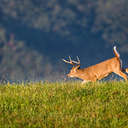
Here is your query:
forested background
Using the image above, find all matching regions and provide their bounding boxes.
[0,0,128,81]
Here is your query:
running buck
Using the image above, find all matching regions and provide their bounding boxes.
[62,46,127,84]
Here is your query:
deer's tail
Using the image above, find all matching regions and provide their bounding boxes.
[113,46,123,69]
[113,46,120,58]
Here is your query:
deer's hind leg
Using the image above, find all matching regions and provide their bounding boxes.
[114,70,127,81]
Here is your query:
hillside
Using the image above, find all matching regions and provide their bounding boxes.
[0,81,128,128]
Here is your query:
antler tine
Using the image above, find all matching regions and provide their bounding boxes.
[62,58,71,64]
[69,56,72,62]
[71,56,80,64]
[62,56,73,65]
[77,56,80,64]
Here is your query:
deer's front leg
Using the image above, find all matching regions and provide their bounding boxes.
[82,80,90,84]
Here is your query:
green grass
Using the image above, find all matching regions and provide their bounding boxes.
[0,81,128,128]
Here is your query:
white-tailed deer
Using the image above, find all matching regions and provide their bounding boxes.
[63,46,127,84]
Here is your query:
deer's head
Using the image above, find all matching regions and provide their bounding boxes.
[62,56,80,78]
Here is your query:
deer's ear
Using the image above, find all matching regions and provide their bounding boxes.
[74,65,80,71]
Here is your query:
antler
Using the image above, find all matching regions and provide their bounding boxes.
[62,56,80,65]
[72,56,80,65]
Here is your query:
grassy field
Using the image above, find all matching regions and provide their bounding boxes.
[0,81,128,128]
